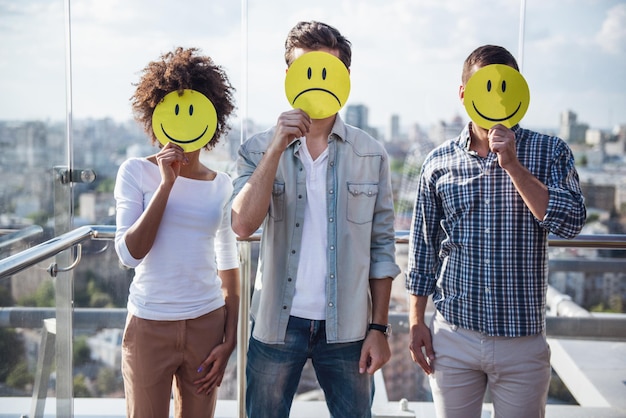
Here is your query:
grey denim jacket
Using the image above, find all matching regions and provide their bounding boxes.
[232,115,400,344]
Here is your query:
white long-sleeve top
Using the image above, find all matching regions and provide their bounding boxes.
[114,157,239,321]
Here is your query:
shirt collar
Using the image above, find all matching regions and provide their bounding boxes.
[458,121,522,152]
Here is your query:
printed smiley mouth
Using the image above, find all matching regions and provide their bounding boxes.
[293,88,342,106]
[472,101,522,122]
[160,124,209,144]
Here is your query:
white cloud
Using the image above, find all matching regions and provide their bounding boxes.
[0,0,624,131]
[596,3,626,55]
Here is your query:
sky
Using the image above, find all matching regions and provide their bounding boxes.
[1,0,625,135]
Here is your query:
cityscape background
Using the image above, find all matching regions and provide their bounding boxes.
[1,0,625,412]
[1,100,625,402]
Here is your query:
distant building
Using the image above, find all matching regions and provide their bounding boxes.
[407,123,425,143]
[585,129,604,147]
[559,110,588,144]
[78,192,115,224]
[428,114,464,145]
[344,104,369,130]
[387,114,400,142]
[605,124,626,159]
[580,182,617,213]
[343,104,380,139]
[88,328,122,369]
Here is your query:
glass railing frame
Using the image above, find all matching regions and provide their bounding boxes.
[1,225,625,417]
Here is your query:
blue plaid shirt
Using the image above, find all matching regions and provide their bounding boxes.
[406,123,586,337]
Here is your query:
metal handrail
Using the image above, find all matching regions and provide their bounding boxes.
[0,225,44,253]
[548,234,626,249]
[2,226,625,279]
[0,224,116,279]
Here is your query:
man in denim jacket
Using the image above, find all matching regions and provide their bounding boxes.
[231,21,400,418]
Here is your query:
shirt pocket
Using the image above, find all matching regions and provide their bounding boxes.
[346,182,378,224]
[269,181,285,221]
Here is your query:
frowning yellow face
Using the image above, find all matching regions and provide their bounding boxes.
[284,51,350,119]
[463,64,530,129]
[152,89,217,152]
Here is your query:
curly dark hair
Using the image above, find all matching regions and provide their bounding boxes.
[131,47,236,150]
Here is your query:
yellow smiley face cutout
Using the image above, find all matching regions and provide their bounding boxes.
[152,89,218,152]
[463,64,530,129]
[284,51,350,119]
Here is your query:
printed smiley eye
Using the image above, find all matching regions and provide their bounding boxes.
[502,80,507,92]
[487,80,492,92]
[322,68,327,80]
[189,104,194,116]
[307,67,312,80]
[175,104,180,115]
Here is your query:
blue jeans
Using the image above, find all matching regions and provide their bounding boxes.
[246,316,373,418]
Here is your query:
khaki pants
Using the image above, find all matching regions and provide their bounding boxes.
[429,311,551,418]
[121,307,226,418]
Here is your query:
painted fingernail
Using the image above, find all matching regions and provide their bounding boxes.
[197,367,203,373]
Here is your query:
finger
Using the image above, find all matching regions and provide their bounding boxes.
[410,344,433,374]
[197,380,217,395]
[194,357,214,382]
[415,353,432,374]
[424,344,436,363]
[202,371,224,394]
[358,347,370,374]
[162,141,185,152]
[417,359,431,374]
[286,108,312,122]
[366,356,383,375]
[195,372,218,393]
[280,110,311,131]
[279,119,309,138]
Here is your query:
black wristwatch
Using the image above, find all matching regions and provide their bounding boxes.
[368,323,392,337]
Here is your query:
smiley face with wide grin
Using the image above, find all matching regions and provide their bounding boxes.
[463,64,530,129]
[284,51,351,120]
[152,89,218,152]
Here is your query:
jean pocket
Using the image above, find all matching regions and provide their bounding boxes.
[346,182,378,224]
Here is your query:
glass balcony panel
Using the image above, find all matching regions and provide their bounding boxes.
[1,0,626,416]
[0,0,66,255]
[2,232,626,417]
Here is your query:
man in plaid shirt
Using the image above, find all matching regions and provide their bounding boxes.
[406,45,586,418]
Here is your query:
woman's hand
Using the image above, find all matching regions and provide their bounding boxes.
[193,342,236,395]
[155,142,187,186]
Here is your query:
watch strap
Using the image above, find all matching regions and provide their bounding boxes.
[368,323,389,335]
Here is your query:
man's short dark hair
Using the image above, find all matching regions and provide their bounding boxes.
[284,21,352,69]
[462,45,520,84]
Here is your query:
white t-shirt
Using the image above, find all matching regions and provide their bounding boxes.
[114,158,239,321]
[291,140,328,320]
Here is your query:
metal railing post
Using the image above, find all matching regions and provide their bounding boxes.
[237,239,252,418]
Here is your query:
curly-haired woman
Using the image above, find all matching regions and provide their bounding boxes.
[114,47,239,418]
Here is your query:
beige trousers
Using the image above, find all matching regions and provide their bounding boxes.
[429,311,551,418]
[121,307,226,418]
